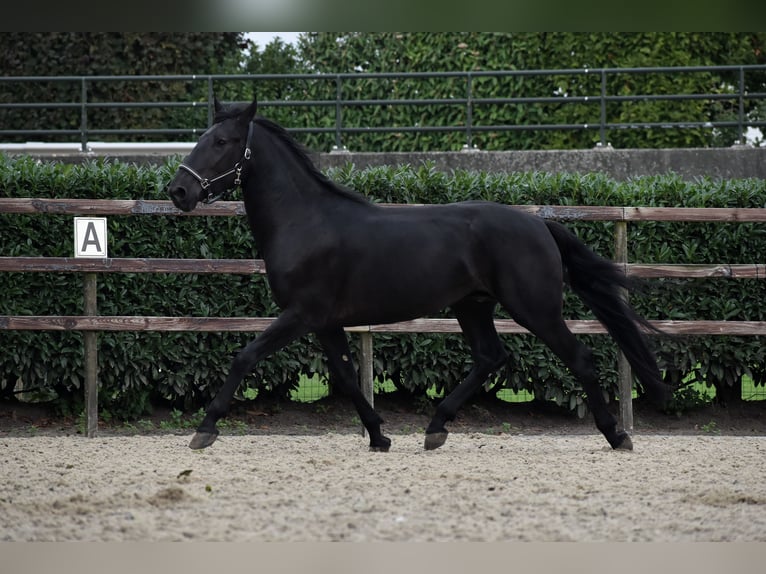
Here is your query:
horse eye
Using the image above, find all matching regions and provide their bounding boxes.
[215,138,227,146]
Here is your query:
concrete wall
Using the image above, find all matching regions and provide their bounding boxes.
[7,145,766,180]
[315,146,766,181]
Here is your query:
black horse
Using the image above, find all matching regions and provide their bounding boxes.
[167,97,668,452]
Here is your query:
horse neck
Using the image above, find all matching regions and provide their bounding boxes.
[241,152,336,250]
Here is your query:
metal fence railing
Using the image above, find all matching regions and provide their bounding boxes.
[1,65,765,152]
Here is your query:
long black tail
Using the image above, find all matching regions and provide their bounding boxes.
[545,220,669,404]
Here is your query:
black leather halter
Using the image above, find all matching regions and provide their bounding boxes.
[178,121,255,204]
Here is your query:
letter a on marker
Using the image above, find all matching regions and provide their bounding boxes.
[81,221,102,253]
[74,217,107,258]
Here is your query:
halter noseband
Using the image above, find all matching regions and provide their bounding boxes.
[178,121,255,204]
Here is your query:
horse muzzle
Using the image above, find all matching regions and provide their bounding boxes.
[166,183,199,212]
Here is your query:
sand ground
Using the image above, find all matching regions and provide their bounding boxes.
[1,431,765,542]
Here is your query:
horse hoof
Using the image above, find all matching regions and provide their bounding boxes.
[189,431,219,450]
[615,433,633,451]
[424,431,448,451]
[369,435,392,452]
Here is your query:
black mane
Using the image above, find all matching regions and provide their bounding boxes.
[253,116,372,206]
[215,102,370,206]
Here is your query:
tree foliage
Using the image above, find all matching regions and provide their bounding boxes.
[1,32,764,150]
[0,33,247,143]
[294,32,766,151]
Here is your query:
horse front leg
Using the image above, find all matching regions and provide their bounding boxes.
[317,329,391,452]
[189,311,308,450]
[425,300,509,450]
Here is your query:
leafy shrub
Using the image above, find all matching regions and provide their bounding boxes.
[1,154,765,418]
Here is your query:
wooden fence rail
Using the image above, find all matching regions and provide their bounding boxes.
[2,198,765,436]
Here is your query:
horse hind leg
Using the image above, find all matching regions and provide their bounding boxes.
[317,328,391,452]
[425,299,509,450]
[526,317,632,450]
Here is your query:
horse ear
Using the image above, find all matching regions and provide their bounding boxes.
[214,97,223,113]
[238,97,257,125]
[247,96,258,119]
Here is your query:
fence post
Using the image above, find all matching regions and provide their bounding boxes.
[359,331,374,437]
[737,66,745,144]
[465,73,474,150]
[80,78,88,153]
[599,69,607,147]
[207,77,215,127]
[83,272,99,438]
[614,220,633,432]
[334,75,344,151]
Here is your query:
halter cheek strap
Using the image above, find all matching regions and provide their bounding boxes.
[179,121,255,204]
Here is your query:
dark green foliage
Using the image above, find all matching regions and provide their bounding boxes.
[2,33,764,150]
[2,156,766,418]
[664,383,715,416]
[0,33,247,143]
[295,32,766,152]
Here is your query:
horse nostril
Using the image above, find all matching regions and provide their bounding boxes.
[168,186,186,202]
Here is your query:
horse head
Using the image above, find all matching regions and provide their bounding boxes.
[167,96,257,212]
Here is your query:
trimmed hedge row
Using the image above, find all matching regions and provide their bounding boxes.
[1,154,765,418]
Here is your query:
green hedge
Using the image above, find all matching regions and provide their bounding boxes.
[1,154,765,418]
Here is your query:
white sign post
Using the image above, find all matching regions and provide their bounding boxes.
[74,217,108,258]
[74,217,107,438]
